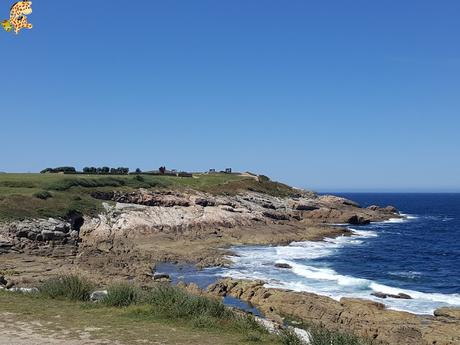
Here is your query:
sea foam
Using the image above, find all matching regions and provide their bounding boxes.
[220,221,460,315]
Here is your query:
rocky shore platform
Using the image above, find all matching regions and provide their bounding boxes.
[1,187,458,345]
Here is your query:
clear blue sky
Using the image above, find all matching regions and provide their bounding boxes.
[1,1,459,192]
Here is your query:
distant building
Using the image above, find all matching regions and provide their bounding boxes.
[225,168,232,174]
[209,169,216,173]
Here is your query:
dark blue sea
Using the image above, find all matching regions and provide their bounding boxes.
[160,194,460,315]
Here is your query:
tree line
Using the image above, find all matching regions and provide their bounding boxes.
[40,166,132,175]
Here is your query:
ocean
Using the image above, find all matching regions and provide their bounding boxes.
[160,193,460,315]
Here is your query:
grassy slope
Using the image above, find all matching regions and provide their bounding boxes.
[0,173,297,221]
[0,291,280,345]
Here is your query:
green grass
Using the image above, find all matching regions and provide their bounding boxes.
[38,275,93,301]
[308,326,372,345]
[0,290,282,345]
[0,173,298,221]
[284,318,373,345]
[0,277,296,345]
[103,283,140,307]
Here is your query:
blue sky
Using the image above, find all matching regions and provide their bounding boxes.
[1,1,459,192]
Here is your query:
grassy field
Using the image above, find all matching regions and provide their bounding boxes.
[0,279,371,345]
[0,276,290,345]
[0,173,296,221]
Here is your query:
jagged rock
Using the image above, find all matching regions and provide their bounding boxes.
[208,278,460,345]
[274,263,292,269]
[371,292,412,299]
[0,276,7,286]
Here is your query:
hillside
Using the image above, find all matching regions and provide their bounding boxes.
[0,173,298,221]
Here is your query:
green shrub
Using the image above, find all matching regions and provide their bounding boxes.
[39,275,93,301]
[308,325,369,345]
[258,175,271,182]
[103,283,140,307]
[145,285,230,320]
[279,329,304,345]
[33,191,52,200]
[45,177,125,191]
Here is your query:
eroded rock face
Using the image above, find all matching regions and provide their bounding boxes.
[208,279,460,345]
[82,190,400,243]
[0,218,80,255]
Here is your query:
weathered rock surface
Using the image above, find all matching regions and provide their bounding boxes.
[0,218,79,255]
[80,190,399,245]
[371,292,412,300]
[90,290,108,302]
[208,279,460,345]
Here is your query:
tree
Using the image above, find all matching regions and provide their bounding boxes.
[159,166,166,174]
[135,168,142,174]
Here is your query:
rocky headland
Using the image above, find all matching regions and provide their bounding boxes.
[1,180,458,345]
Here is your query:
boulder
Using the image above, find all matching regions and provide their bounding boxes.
[153,273,171,282]
[0,276,7,286]
[8,287,38,294]
[274,263,292,269]
[90,290,108,302]
[371,292,412,300]
[41,230,55,241]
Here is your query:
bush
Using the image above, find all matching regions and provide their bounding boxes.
[103,283,140,307]
[258,175,271,182]
[45,177,125,191]
[39,275,93,301]
[145,285,230,319]
[308,325,369,345]
[279,329,304,345]
[33,191,52,200]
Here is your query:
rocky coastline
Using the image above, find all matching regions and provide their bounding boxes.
[2,187,459,344]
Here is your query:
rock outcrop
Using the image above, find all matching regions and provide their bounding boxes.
[208,279,460,345]
[0,218,80,258]
[81,190,400,244]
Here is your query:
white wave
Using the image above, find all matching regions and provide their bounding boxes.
[349,228,378,238]
[383,217,407,223]
[221,214,460,315]
[400,213,419,220]
[289,262,369,288]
